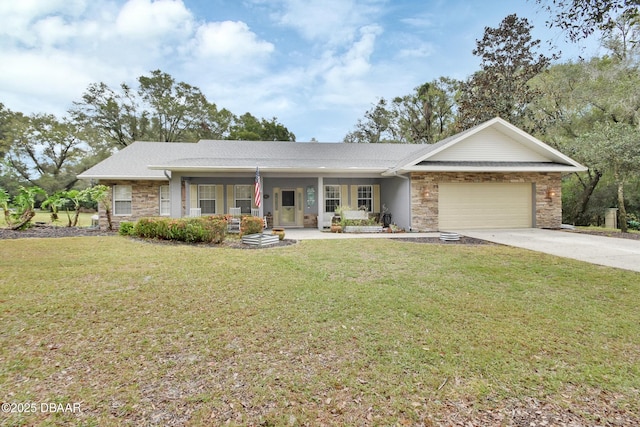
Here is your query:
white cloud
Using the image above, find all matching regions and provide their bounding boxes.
[323,24,381,84]
[265,0,384,46]
[193,21,274,61]
[115,0,194,40]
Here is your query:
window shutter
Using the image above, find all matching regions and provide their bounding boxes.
[215,185,224,215]
[226,185,234,214]
[374,185,380,213]
[190,185,198,210]
[273,187,280,226]
[341,185,349,208]
[350,186,358,210]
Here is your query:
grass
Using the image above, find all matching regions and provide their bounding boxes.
[577,225,640,235]
[1,211,96,228]
[0,237,639,426]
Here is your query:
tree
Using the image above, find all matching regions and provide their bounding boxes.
[392,78,458,143]
[600,10,640,61]
[344,98,397,143]
[138,70,210,142]
[456,14,556,132]
[4,114,88,194]
[0,103,13,160]
[578,121,640,231]
[529,17,640,224]
[2,185,46,230]
[344,78,458,144]
[71,70,296,147]
[228,113,295,141]
[535,0,640,42]
[70,81,149,149]
[86,185,112,230]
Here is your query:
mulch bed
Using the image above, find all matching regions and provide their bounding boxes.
[0,224,116,239]
[2,225,638,248]
[0,225,489,247]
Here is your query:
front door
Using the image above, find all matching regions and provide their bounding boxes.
[280,190,296,226]
[273,187,303,227]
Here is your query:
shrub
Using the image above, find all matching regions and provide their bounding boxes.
[134,218,160,239]
[118,221,135,236]
[627,213,640,231]
[204,215,228,244]
[132,216,227,244]
[240,215,264,236]
[341,218,378,227]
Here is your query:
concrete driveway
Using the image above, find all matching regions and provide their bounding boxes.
[457,228,640,273]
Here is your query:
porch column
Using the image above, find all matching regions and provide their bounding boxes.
[317,176,323,230]
[170,173,183,218]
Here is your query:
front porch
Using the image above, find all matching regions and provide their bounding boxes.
[169,173,412,231]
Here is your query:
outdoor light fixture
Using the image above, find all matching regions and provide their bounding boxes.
[546,187,555,200]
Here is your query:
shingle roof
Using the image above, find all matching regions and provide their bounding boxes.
[78,140,421,179]
[77,141,196,180]
[77,118,587,180]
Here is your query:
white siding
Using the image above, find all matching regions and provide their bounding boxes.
[430,128,550,162]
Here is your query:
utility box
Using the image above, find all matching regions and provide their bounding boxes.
[605,208,618,229]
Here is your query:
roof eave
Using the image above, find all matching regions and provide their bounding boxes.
[147,165,389,174]
[398,165,588,173]
[77,174,169,181]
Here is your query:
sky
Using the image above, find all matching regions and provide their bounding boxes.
[0,0,601,142]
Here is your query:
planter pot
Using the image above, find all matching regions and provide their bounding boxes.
[330,224,342,233]
[344,225,383,233]
[272,228,285,240]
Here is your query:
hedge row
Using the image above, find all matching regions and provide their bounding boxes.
[118,214,265,244]
[120,216,228,244]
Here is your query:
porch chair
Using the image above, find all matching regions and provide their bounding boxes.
[228,207,241,233]
[251,208,268,229]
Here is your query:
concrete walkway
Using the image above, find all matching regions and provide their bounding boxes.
[457,228,640,273]
[282,228,440,240]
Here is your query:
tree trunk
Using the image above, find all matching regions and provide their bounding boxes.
[3,209,12,227]
[10,209,35,230]
[73,208,81,227]
[616,170,628,233]
[573,170,602,225]
[105,207,113,231]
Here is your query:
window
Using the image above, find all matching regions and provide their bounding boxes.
[324,185,341,213]
[357,185,373,212]
[235,185,252,214]
[113,185,132,216]
[198,185,216,215]
[160,185,170,216]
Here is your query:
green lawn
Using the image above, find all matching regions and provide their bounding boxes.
[2,211,96,228]
[0,237,638,426]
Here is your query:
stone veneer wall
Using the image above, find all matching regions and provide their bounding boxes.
[410,172,562,231]
[98,180,167,229]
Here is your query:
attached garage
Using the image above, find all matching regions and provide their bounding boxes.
[438,182,533,230]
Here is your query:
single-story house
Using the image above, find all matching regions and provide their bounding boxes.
[78,117,587,231]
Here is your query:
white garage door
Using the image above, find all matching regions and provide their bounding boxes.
[438,183,533,230]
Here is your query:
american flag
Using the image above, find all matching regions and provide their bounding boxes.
[254,166,261,208]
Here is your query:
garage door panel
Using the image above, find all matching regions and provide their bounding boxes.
[439,183,532,230]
